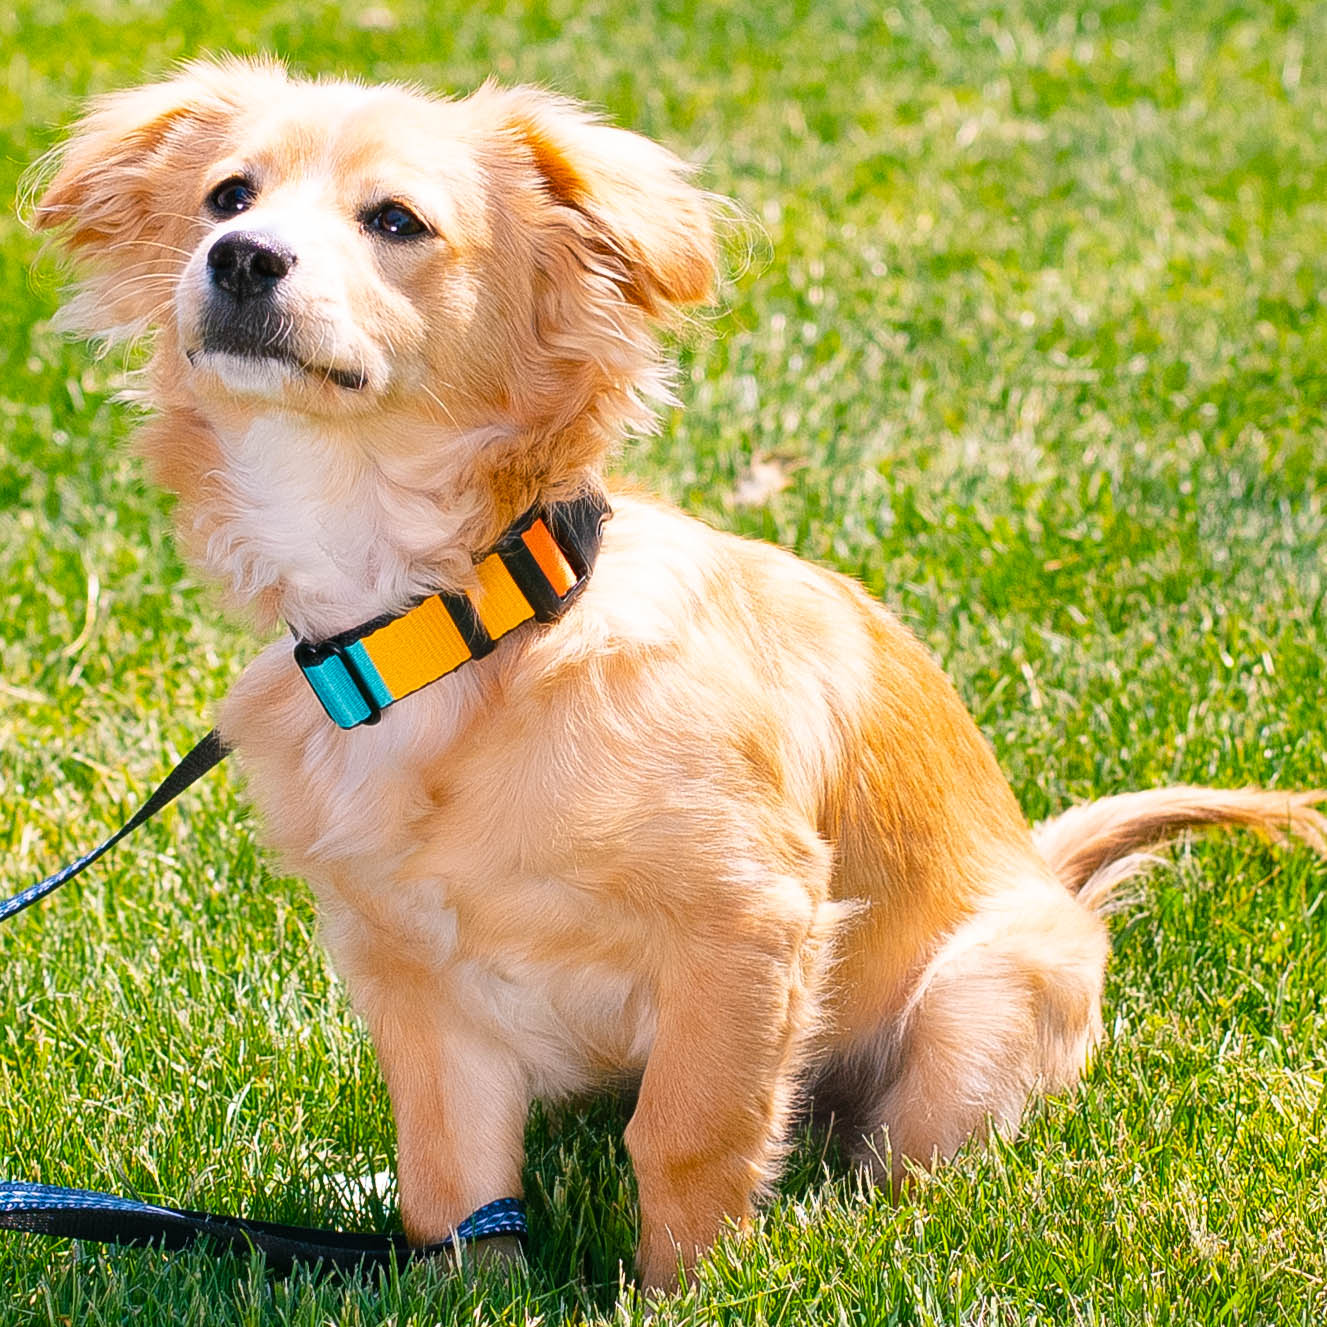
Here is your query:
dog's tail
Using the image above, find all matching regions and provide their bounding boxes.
[1032,786,1327,910]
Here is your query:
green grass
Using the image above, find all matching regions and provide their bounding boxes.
[2,1,1326,1322]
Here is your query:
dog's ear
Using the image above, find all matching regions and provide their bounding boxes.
[484,86,717,320]
[29,58,281,336]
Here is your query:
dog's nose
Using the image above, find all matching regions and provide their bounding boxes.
[207,232,296,299]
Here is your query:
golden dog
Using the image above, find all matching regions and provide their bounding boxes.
[31,57,1327,1289]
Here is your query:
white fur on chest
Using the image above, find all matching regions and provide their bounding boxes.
[221,499,725,1104]
[321,849,656,1099]
[202,416,466,639]
[234,642,655,1100]
[317,851,658,1101]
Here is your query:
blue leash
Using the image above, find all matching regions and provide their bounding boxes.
[0,731,526,1272]
[0,1184,525,1274]
[0,730,228,924]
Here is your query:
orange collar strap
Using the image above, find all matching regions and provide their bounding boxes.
[294,491,611,729]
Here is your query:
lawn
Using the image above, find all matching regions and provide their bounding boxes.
[2,1,1326,1323]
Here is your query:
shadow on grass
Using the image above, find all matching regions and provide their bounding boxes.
[519,1090,861,1314]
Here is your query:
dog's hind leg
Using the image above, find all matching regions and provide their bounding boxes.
[843,877,1109,1188]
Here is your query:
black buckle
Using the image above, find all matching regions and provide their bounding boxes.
[496,494,608,623]
[498,545,582,622]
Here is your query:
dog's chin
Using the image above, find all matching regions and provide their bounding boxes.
[186,348,371,404]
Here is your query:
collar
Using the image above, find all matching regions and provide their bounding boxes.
[294,490,611,729]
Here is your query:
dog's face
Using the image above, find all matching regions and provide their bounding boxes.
[34,59,714,438]
[170,83,486,407]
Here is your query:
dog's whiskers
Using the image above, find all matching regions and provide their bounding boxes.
[418,382,460,429]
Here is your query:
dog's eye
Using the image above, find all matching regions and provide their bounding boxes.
[365,202,428,239]
[208,177,257,216]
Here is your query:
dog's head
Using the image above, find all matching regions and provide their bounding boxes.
[32,58,714,447]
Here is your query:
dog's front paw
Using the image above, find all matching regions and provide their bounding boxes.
[460,1233,527,1277]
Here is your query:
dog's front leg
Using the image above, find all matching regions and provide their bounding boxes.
[362,988,529,1256]
[624,889,831,1291]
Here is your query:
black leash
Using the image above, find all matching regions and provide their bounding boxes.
[0,1185,525,1274]
[0,729,229,924]
[0,731,527,1271]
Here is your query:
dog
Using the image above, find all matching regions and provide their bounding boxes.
[30,57,1327,1290]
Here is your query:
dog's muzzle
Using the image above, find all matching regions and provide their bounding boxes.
[207,232,296,301]
[197,231,302,366]
[192,231,367,390]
